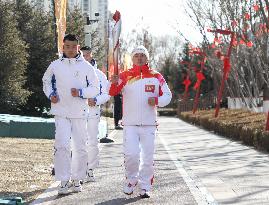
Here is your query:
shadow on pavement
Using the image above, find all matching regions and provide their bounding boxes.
[95,196,142,205]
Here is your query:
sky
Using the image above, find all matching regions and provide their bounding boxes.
[108,0,202,44]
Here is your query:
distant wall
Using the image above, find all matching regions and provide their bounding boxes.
[227,97,265,113]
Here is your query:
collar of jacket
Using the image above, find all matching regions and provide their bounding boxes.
[90,58,96,66]
[131,64,150,75]
[60,51,84,62]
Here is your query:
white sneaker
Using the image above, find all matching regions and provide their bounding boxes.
[85,169,95,182]
[139,189,150,198]
[123,182,137,195]
[70,180,82,193]
[58,181,71,195]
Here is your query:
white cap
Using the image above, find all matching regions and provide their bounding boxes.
[131,45,149,60]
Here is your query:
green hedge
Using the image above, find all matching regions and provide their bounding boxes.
[179,109,269,152]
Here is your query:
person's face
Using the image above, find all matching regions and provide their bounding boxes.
[132,53,148,66]
[82,50,93,62]
[63,40,79,58]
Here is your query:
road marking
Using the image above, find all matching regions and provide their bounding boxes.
[159,135,218,205]
[30,130,118,205]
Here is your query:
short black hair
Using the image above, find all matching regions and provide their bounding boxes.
[80,46,92,51]
[63,34,79,43]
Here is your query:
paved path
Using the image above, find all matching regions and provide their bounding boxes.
[159,117,269,205]
[31,117,269,205]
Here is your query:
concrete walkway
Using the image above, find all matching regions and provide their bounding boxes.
[158,117,269,205]
[31,117,269,205]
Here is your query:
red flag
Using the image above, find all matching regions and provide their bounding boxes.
[223,57,231,79]
[246,41,253,47]
[244,13,250,20]
[194,72,205,90]
[183,78,191,88]
[212,29,233,35]
[113,10,121,22]
[253,5,259,11]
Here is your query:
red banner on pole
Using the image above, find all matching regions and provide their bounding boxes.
[190,50,206,114]
[180,60,192,101]
[208,29,235,117]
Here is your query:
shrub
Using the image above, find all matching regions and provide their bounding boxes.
[178,108,269,152]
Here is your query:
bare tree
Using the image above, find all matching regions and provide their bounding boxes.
[181,0,269,108]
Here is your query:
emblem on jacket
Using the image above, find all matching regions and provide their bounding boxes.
[74,71,79,77]
[145,85,155,93]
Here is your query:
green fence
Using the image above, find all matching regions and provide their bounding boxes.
[0,114,107,139]
[0,114,55,139]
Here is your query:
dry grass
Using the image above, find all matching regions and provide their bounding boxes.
[0,137,54,204]
[0,117,115,204]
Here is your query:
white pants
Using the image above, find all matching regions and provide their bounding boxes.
[123,126,156,191]
[87,117,100,170]
[54,117,88,181]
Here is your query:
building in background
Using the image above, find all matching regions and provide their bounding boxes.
[27,0,108,45]
[68,0,81,10]
[95,0,108,42]
[69,0,108,45]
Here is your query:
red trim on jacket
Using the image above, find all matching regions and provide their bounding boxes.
[109,64,165,96]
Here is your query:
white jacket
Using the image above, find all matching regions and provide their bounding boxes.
[109,64,172,125]
[88,68,110,118]
[42,54,99,118]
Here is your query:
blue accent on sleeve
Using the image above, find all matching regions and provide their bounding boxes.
[48,74,57,99]
[78,89,83,98]
[51,74,57,93]
[49,92,56,99]
[99,83,102,94]
[94,97,97,103]
[86,76,89,87]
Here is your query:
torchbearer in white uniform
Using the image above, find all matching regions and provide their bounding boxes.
[80,46,110,182]
[42,34,99,195]
[109,45,172,198]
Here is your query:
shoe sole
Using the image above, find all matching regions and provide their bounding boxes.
[140,194,150,198]
[123,191,133,195]
[123,182,137,195]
